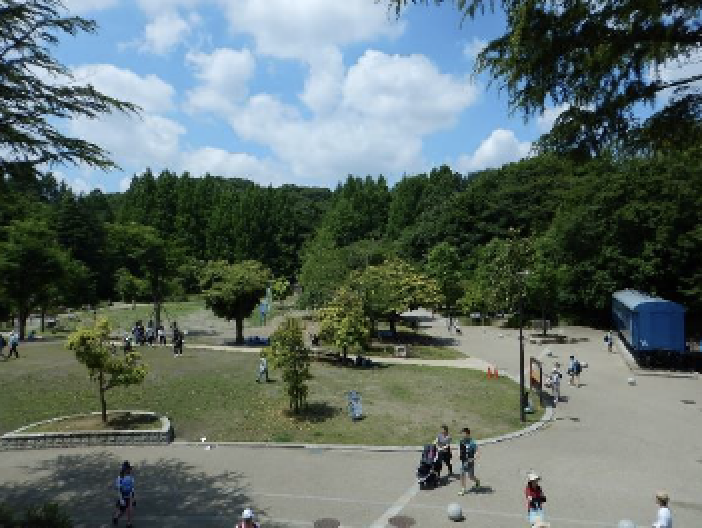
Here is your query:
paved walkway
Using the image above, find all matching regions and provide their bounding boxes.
[2,311,701,527]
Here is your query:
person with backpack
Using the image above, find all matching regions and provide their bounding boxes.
[457,427,480,495]
[112,460,135,527]
[568,355,582,387]
[236,508,261,528]
[7,331,19,359]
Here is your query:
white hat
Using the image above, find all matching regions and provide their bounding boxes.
[241,508,254,519]
[527,472,540,482]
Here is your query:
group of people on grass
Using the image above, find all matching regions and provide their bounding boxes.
[0,330,19,359]
[123,320,184,357]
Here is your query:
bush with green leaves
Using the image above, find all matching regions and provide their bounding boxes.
[0,502,73,527]
[268,317,311,414]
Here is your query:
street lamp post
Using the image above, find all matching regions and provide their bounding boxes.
[519,293,526,423]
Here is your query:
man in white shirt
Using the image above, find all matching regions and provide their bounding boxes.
[652,491,672,528]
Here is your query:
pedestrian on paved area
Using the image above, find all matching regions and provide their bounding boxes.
[7,330,19,359]
[435,425,453,477]
[605,330,613,353]
[567,355,581,387]
[652,491,672,528]
[457,427,480,496]
[525,472,546,526]
[236,507,260,528]
[550,364,562,406]
[112,460,135,527]
[256,354,268,383]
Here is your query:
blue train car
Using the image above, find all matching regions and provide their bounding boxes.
[612,290,686,354]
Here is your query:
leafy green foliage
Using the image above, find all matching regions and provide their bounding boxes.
[389,0,702,157]
[201,260,272,344]
[271,277,292,301]
[426,242,464,312]
[318,287,370,358]
[66,318,147,423]
[351,259,442,335]
[0,0,138,174]
[0,501,73,528]
[268,317,311,414]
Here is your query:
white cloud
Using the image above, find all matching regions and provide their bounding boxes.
[224,51,478,183]
[62,0,118,13]
[180,147,282,184]
[463,37,487,59]
[71,64,175,113]
[536,103,570,132]
[455,129,531,172]
[137,11,192,55]
[342,51,478,133]
[222,0,404,61]
[299,48,344,115]
[185,48,255,114]
[119,176,134,192]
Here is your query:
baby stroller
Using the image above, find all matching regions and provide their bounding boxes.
[417,444,441,489]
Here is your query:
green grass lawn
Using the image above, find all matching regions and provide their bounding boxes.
[0,342,543,445]
[366,344,464,360]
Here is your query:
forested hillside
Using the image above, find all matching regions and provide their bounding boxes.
[1,151,700,336]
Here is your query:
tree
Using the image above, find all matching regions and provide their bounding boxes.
[318,287,370,359]
[352,259,442,337]
[107,222,184,330]
[267,317,311,414]
[66,318,147,423]
[201,260,272,344]
[0,0,138,175]
[388,1,702,157]
[0,218,74,338]
[271,277,292,301]
[426,242,464,317]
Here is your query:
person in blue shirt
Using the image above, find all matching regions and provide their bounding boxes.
[7,331,19,359]
[457,427,480,495]
[112,460,135,527]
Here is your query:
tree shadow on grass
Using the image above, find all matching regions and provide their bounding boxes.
[285,402,342,424]
[0,451,285,527]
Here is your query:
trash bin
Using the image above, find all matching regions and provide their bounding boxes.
[347,390,362,421]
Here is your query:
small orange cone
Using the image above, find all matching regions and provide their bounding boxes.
[487,367,493,379]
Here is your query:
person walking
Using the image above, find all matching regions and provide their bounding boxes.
[457,427,480,495]
[568,355,582,387]
[235,508,261,528]
[525,473,546,526]
[0,333,6,358]
[256,355,269,383]
[606,330,613,353]
[172,323,184,357]
[112,461,135,527]
[157,325,166,346]
[7,331,19,359]
[435,425,453,477]
[550,364,562,406]
[652,491,672,528]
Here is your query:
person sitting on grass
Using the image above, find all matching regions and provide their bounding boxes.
[458,427,480,495]
[112,460,135,527]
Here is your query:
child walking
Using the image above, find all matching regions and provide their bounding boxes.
[457,427,480,495]
[112,460,135,527]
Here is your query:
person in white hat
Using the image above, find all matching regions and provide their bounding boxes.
[235,508,260,528]
[525,473,546,525]
[652,491,672,528]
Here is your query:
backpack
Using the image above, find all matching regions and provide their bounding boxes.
[460,439,476,461]
[119,475,134,497]
[574,360,582,374]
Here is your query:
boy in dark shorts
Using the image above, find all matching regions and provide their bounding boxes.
[458,427,480,495]
[112,460,135,527]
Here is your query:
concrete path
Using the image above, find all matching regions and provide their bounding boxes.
[2,310,701,527]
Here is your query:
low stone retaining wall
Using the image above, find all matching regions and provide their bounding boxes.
[0,411,172,450]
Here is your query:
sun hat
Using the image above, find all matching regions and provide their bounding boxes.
[655,491,669,503]
[241,508,254,519]
[527,472,540,482]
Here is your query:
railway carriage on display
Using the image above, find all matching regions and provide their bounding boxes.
[612,290,688,368]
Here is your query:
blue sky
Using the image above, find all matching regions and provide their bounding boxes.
[55,0,564,193]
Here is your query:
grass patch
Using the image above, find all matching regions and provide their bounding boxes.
[367,345,464,360]
[23,412,161,433]
[0,342,542,445]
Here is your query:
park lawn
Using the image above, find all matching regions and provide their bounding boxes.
[367,345,464,360]
[23,412,162,433]
[0,342,542,445]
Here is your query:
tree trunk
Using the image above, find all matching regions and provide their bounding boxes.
[18,308,28,340]
[235,317,244,345]
[389,317,397,339]
[542,307,547,336]
[154,299,162,332]
[98,371,108,423]
[40,308,45,333]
